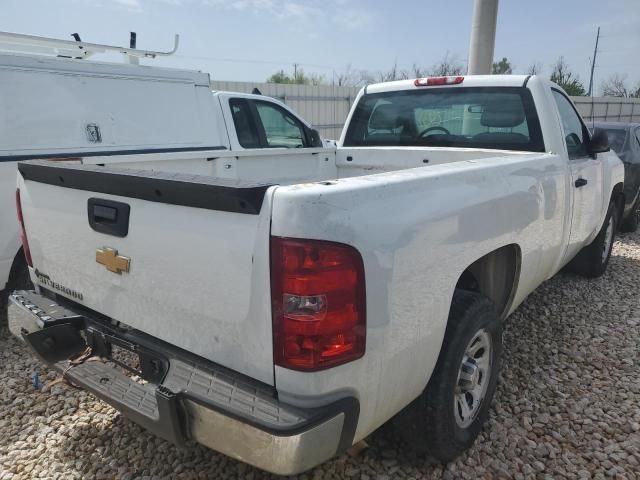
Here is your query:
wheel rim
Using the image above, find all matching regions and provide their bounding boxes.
[454,329,492,428]
[602,216,614,263]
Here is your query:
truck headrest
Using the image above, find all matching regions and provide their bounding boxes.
[480,100,525,128]
[369,104,401,130]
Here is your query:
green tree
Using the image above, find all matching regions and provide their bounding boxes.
[492,57,513,74]
[266,68,324,85]
[550,57,586,96]
[267,70,294,84]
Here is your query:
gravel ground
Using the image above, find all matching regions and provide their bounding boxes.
[1,233,640,480]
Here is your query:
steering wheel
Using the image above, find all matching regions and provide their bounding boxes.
[418,126,450,137]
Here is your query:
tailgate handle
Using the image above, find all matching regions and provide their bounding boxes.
[93,205,117,222]
[88,198,130,237]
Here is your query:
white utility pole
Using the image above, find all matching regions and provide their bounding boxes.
[467,0,499,75]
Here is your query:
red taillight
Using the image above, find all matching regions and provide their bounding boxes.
[271,237,366,371]
[414,76,464,87]
[16,189,33,267]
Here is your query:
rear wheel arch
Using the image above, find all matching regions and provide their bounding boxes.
[454,244,521,319]
[8,247,32,290]
[611,182,625,225]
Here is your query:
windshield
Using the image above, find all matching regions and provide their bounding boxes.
[344,87,545,152]
[602,128,627,154]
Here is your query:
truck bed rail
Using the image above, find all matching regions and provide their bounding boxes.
[18,160,273,215]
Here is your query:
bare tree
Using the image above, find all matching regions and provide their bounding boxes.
[377,61,410,82]
[409,63,427,78]
[601,73,632,97]
[357,70,376,86]
[308,73,325,86]
[334,64,358,86]
[526,62,543,75]
[427,52,465,76]
[550,56,585,96]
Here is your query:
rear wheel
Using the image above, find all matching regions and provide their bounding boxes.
[620,195,639,233]
[394,290,502,462]
[1,251,33,326]
[568,202,617,278]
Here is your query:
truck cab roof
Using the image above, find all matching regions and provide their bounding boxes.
[365,74,532,94]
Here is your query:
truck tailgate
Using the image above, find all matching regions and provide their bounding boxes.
[17,161,276,385]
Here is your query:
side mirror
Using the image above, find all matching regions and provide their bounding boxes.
[308,128,323,148]
[589,128,610,155]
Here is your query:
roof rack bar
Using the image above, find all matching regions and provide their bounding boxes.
[0,31,179,60]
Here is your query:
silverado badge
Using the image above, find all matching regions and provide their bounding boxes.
[96,247,130,274]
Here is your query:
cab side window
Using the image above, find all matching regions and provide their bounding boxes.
[255,101,307,148]
[552,90,589,159]
[229,99,261,149]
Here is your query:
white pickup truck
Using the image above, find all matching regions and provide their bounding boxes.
[8,74,623,475]
[0,50,325,307]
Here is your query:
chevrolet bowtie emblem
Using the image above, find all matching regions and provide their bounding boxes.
[96,247,130,274]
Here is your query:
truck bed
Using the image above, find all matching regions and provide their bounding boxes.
[17,147,547,389]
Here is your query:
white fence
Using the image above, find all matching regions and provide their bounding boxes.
[212,80,640,139]
[573,97,640,123]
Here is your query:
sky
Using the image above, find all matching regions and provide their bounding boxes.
[2,0,639,93]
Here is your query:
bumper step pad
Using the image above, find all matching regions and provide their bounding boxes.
[163,359,308,430]
[54,357,184,443]
[63,360,159,419]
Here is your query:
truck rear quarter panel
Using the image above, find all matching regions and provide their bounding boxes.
[271,153,570,441]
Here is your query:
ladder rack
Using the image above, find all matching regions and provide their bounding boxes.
[0,31,179,60]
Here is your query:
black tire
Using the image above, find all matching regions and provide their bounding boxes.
[1,251,33,325]
[393,289,502,462]
[620,195,639,233]
[568,202,617,278]
[8,251,33,292]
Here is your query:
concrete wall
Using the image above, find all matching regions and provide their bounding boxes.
[212,80,640,140]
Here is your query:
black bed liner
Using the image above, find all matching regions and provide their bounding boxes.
[18,160,273,215]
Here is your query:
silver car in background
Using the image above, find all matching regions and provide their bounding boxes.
[592,122,640,231]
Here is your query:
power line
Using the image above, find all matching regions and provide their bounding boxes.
[172,53,337,71]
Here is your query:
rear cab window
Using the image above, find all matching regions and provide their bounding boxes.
[343,87,545,152]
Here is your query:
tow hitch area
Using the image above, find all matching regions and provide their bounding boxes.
[7,289,360,475]
[9,290,186,444]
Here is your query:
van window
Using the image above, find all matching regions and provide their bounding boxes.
[229,99,261,149]
[255,101,306,148]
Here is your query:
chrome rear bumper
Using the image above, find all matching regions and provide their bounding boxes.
[8,290,358,475]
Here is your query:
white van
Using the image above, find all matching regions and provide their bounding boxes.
[0,33,327,304]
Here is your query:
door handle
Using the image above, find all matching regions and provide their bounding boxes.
[575,178,588,188]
